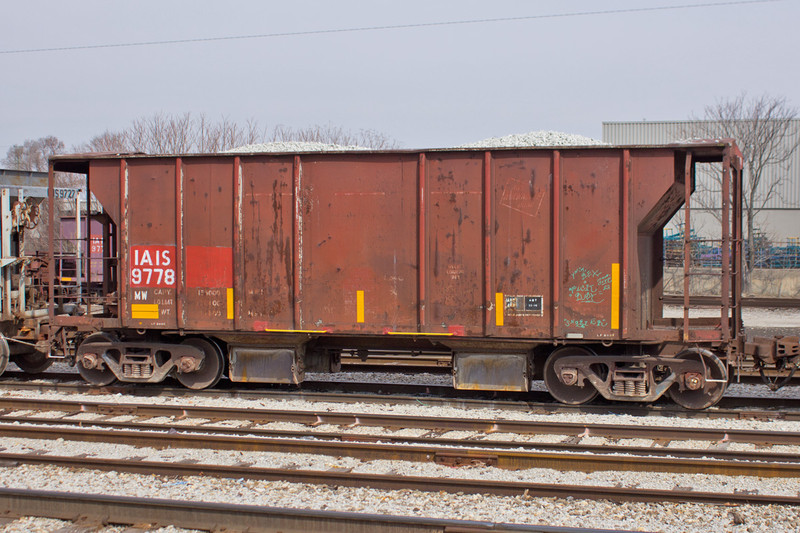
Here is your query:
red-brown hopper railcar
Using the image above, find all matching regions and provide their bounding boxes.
[48,140,795,409]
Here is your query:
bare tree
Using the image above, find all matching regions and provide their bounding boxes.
[0,136,84,255]
[73,113,398,155]
[270,123,398,149]
[689,93,799,281]
[2,136,65,171]
[80,130,130,153]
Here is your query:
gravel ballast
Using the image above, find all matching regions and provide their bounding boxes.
[2,306,799,531]
[0,462,798,533]
[2,382,800,532]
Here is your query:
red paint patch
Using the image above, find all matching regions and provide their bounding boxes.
[447,325,466,336]
[186,246,233,288]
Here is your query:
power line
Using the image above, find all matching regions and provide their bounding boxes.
[0,0,783,55]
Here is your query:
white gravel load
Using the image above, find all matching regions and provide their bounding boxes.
[459,130,606,148]
[227,141,369,152]
[228,131,606,153]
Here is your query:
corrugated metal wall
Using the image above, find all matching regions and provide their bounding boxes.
[602,120,800,210]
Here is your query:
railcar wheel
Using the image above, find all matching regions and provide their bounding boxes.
[0,334,9,375]
[77,332,118,386]
[668,349,728,410]
[13,349,53,374]
[543,346,599,405]
[175,337,224,390]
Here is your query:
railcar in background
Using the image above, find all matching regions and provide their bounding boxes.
[0,181,52,374]
[46,140,799,409]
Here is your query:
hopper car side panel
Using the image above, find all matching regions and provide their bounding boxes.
[239,156,294,331]
[183,157,235,331]
[301,154,420,334]
[424,152,484,336]
[125,160,177,330]
[559,151,621,340]
[65,148,714,339]
[490,151,553,339]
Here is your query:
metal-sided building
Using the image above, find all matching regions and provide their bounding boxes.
[602,120,800,242]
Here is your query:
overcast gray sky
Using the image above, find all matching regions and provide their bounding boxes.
[1,0,798,153]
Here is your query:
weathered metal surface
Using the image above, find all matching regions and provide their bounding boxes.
[491,151,553,339]
[229,346,302,383]
[182,157,234,330]
[88,159,121,224]
[49,141,744,353]
[75,339,203,383]
[559,151,621,340]
[0,168,48,188]
[425,152,484,335]
[300,154,419,333]
[453,352,529,391]
[238,156,294,331]
[124,160,177,329]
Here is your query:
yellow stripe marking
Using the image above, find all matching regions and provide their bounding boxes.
[495,292,504,327]
[356,290,365,323]
[611,263,620,330]
[60,277,74,282]
[227,288,234,320]
[131,303,159,319]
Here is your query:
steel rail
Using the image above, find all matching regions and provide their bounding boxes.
[0,452,797,507]
[0,488,589,533]
[7,411,800,462]
[0,396,798,446]
[2,374,800,421]
[1,416,800,478]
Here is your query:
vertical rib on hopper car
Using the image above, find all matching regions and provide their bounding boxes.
[49,140,787,409]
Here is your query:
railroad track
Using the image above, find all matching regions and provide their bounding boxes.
[1,385,800,527]
[1,449,798,507]
[0,406,800,477]
[0,395,798,446]
[0,488,579,533]
[1,372,799,420]
[1,397,800,478]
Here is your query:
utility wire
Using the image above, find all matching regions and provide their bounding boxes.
[0,0,783,55]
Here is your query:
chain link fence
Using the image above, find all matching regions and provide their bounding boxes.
[664,231,800,269]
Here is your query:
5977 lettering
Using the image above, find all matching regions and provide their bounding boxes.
[130,245,177,288]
